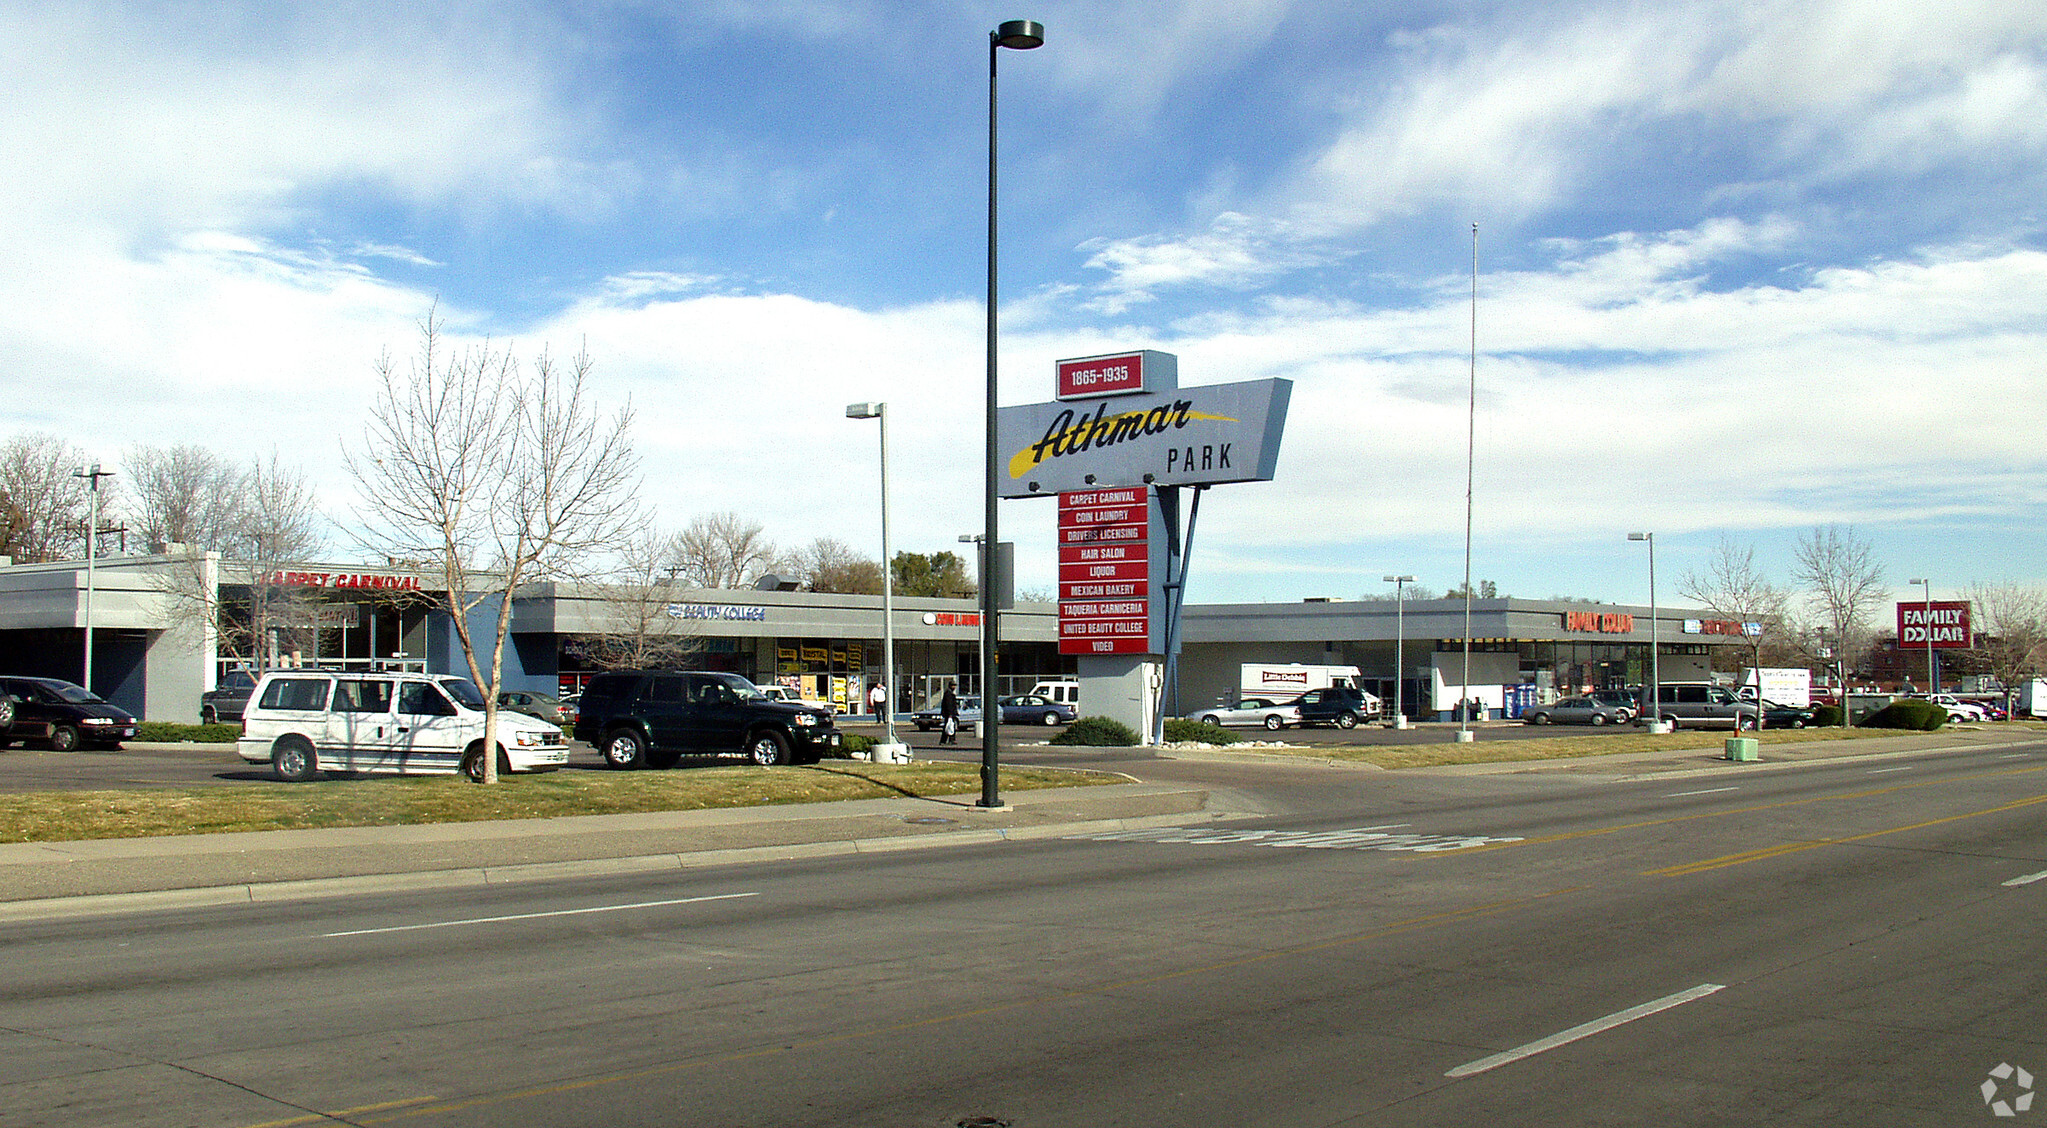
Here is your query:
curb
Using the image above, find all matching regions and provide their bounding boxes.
[0,809,1239,924]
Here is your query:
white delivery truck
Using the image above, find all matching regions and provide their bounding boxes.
[1738,667,1812,707]
[2017,679,2047,719]
[1239,664,1380,715]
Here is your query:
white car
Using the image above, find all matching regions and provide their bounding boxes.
[1184,697,1302,731]
[1924,694,1988,722]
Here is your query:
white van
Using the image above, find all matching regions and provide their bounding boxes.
[1031,679,1080,708]
[237,671,571,782]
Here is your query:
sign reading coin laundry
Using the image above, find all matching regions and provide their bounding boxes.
[998,377,1292,497]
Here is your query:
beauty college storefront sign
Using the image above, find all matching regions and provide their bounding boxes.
[1057,488,1165,655]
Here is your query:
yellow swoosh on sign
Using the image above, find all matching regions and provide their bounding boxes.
[1008,409,1238,479]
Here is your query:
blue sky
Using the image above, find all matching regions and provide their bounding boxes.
[4,0,2043,617]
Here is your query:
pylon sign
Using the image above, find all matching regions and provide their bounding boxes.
[1057,487,1163,655]
[996,357,1291,499]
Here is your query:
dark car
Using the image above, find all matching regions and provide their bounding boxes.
[0,676,139,751]
[202,668,260,724]
[1285,686,1373,729]
[997,694,1076,726]
[1758,699,1815,728]
[1521,696,1629,726]
[571,670,839,768]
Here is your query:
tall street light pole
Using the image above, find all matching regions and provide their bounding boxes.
[73,463,114,692]
[1909,577,1933,694]
[1383,574,1415,730]
[846,403,900,756]
[1629,532,1664,732]
[982,18,1043,810]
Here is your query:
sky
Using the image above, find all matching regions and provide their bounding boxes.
[4,0,2043,618]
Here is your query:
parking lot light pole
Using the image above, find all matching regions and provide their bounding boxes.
[1909,577,1933,694]
[1383,574,1415,729]
[981,18,1042,810]
[73,463,114,692]
[1628,532,1666,733]
[846,402,900,755]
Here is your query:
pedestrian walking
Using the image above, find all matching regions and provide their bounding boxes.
[939,686,960,745]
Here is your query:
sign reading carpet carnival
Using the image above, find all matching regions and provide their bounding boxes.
[1000,350,1291,656]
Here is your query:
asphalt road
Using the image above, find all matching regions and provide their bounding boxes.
[2,736,2042,1126]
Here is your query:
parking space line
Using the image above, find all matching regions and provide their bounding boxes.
[1446,983,1725,1077]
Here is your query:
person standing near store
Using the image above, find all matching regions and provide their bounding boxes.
[939,686,960,745]
[867,681,886,719]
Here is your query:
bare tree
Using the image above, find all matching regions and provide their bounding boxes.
[124,443,244,550]
[1679,535,1792,708]
[582,528,700,669]
[793,536,882,594]
[671,512,782,589]
[1791,525,1886,672]
[0,432,100,562]
[1969,582,2047,713]
[346,312,644,782]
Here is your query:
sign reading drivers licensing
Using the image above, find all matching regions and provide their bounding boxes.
[1057,488,1162,655]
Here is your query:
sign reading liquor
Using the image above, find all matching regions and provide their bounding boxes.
[998,377,1292,497]
[1897,600,1972,649]
[1056,350,1175,400]
[1057,487,1162,655]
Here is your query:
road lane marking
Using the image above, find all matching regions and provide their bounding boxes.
[1867,766,1915,774]
[1665,786,1739,797]
[1067,824,1523,852]
[2004,871,2047,887]
[320,893,760,938]
[1647,792,2047,877]
[299,886,1588,1127]
[243,1097,440,1128]
[1445,983,1725,1078]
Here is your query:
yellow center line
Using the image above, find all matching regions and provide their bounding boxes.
[1427,762,2047,859]
[322,886,1587,1125]
[241,1096,440,1128]
[1647,791,2047,876]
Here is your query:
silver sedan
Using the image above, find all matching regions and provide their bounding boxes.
[1184,697,1302,731]
[1521,696,1629,726]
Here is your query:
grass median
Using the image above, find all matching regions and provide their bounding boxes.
[0,762,1122,845]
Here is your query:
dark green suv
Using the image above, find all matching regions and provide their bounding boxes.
[572,671,840,768]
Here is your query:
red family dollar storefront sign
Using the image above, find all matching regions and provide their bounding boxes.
[1897,600,1973,649]
[1058,488,1156,655]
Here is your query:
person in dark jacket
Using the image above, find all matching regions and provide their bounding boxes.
[939,687,961,745]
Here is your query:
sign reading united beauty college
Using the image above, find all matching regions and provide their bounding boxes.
[997,377,1291,497]
[1897,600,1972,649]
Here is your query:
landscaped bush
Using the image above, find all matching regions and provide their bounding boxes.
[1859,699,1945,731]
[837,734,872,759]
[1810,705,1844,727]
[1162,718,1241,745]
[135,722,243,744]
[1048,716,1142,747]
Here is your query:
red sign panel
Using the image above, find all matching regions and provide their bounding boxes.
[1897,600,1972,649]
[1059,490,1150,654]
[1057,353,1147,399]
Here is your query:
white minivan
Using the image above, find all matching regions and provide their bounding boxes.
[237,671,571,782]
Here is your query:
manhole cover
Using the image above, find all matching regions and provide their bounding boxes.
[957,1118,1011,1128]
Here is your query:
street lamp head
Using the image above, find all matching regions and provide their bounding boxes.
[845,402,883,419]
[1908,577,1927,585]
[1384,574,1416,583]
[1627,532,1650,542]
[992,19,1044,49]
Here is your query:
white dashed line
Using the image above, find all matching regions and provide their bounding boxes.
[322,892,761,938]
[1446,984,1726,1078]
[1666,786,1739,797]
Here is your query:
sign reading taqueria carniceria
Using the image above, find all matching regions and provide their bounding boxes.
[996,378,1292,497]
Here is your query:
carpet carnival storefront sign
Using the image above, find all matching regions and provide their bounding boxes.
[997,351,1291,660]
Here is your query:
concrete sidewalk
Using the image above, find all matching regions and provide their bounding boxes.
[0,780,1228,921]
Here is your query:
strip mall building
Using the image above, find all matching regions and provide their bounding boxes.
[0,551,1755,725]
